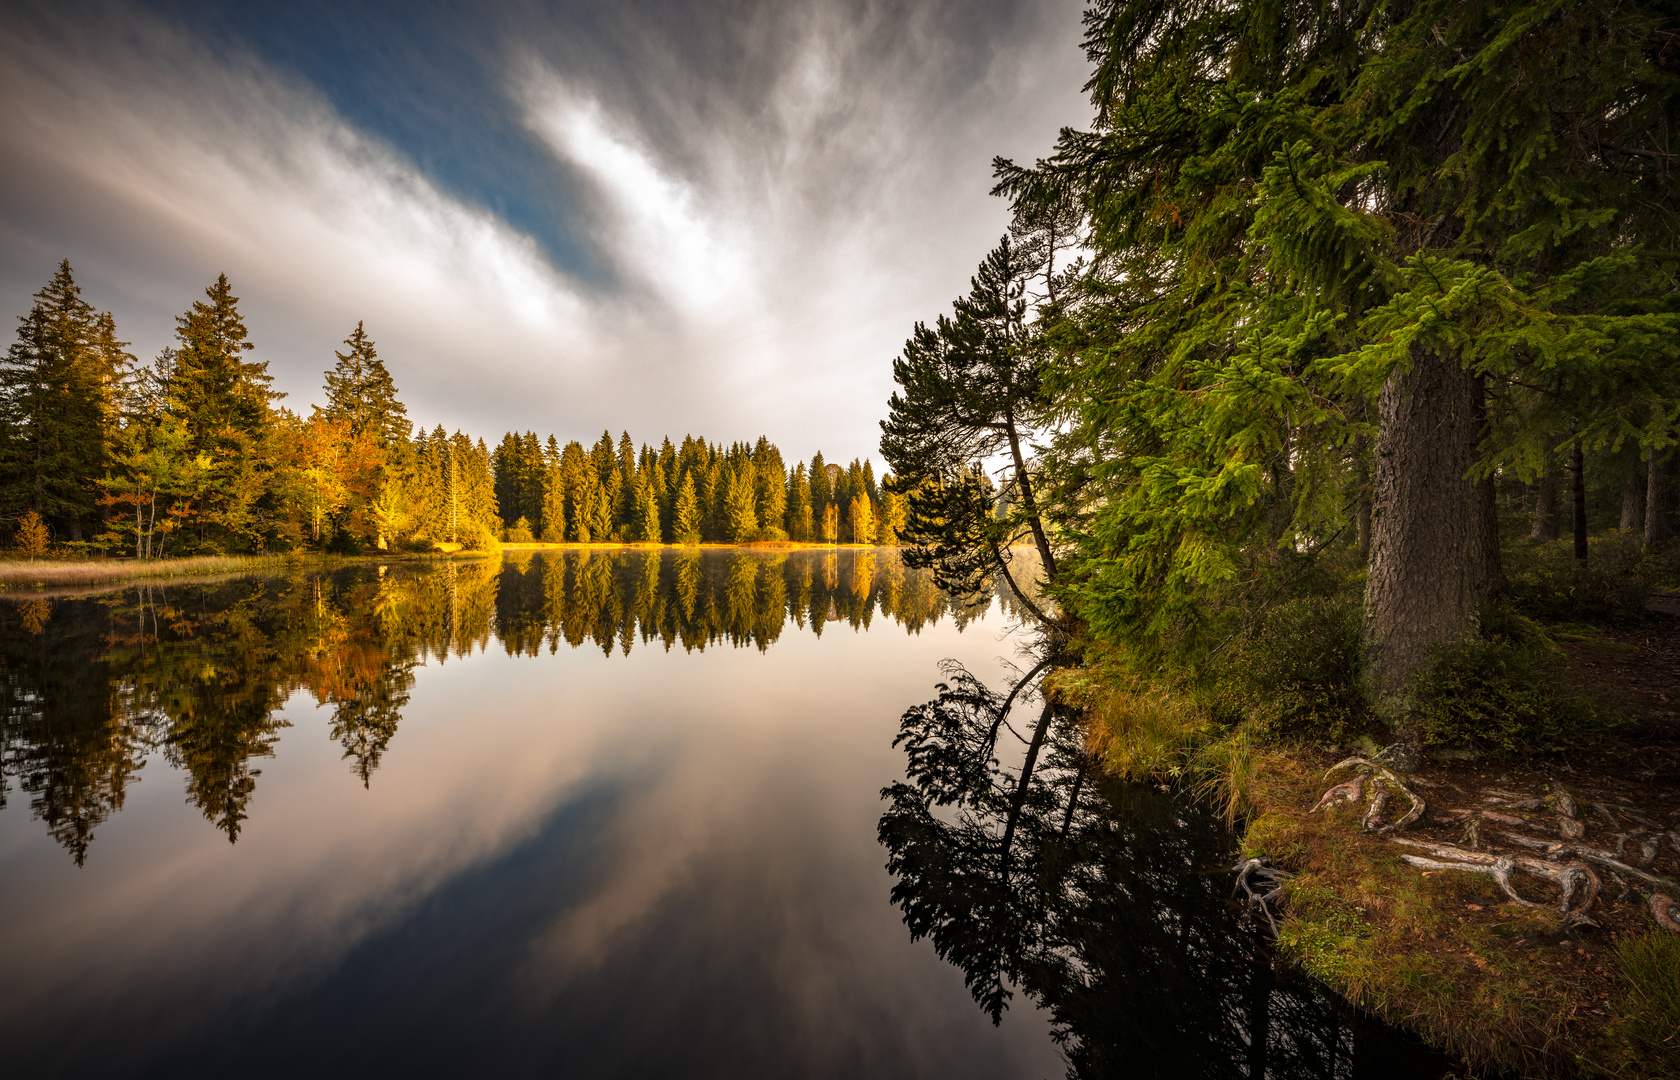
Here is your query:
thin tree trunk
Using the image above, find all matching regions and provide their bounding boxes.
[1354,433,1372,562]
[999,701,1054,883]
[1622,454,1647,532]
[1471,380,1506,596]
[1002,412,1058,580]
[1362,349,1488,763]
[1649,443,1675,550]
[1571,434,1588,563]
[1530,465,1561,543]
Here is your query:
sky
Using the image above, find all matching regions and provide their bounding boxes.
[0,0,1093,461]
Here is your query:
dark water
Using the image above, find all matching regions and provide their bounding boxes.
[0,550,1444,1078]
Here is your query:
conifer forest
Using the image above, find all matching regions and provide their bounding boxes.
[0,263,905,558]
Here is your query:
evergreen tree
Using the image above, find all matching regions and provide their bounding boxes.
[787,463,813,542]
[541,435,566,542]
[724,464,758,542]
[674,473,701,544]
[0,261,131,541]
[634,470,662,542]
[753,436,787,539]
[317,322,408,447]
[161,275,280,550]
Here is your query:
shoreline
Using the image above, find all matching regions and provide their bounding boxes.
[1060,607,1680,1079]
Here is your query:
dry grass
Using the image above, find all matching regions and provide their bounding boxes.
[1048,662,1263,821]
[0,555,282,588]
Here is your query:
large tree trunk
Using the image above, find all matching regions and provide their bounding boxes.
[1621,455,1647,532]
[1529,465,1561,543]
[1363,350,1490,762]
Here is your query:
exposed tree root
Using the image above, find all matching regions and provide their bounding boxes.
[1232,858,1294,936]
[1323,757,1424,832]
[1651,893,1680,933]
[1491,831,1679,893]
[1310,774,1364,813]
[1391,838,1600,919]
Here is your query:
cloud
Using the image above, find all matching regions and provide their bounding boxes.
[0,0,1091,458]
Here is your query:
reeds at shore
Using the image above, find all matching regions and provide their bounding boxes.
[0,554,282,588]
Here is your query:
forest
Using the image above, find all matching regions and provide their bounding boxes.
[874,2,1680,1071]
[883,0,1679,764]
[0,263,905,557]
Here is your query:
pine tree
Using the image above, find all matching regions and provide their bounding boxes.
[725,465,758,542]
[318,323,407,447]
[161,275,279,550]
[634,470,662,542]
[541,435,566,542]
[673,473,700,544]
[787,463,812,541]
[0,261,132,541]
[753,436,787,540]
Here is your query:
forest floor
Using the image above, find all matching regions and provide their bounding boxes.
[1243,596,1680,1078]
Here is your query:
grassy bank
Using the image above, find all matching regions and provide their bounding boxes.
[0,554,289,589]
[1053,535,1680,1078]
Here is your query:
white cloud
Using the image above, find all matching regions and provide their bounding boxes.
[0,0,1092,458]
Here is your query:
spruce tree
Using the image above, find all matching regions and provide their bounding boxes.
[674,473,700,544]
[318,322,407,447]
[725,465,758,542]
[0,261,131,541]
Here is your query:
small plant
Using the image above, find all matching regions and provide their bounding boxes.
[506,516,535,544]
[14,511,49,560]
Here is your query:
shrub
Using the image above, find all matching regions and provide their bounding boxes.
[1408,606,1615,755]
[1201,593,1367,741]
[1504,532,1654,623]
[506,516,535,544]
[326,529,364,555]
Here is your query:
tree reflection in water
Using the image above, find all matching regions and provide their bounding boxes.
[0,550,971,863]
[879,661,1449,1080]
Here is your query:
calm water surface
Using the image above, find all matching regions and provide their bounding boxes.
[0,551,1443,1078]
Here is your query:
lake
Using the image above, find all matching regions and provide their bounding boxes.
[0,550,1444,1078]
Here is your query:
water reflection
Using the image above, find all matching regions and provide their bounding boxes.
[0,550,981,863]
[880,662,1448,1079]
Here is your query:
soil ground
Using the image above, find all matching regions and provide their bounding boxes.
[1246,597,1680,1077]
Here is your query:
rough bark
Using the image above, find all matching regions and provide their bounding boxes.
[1621,455,1646,532]
[1362,350,1488,750]
[1649,444,1674,550]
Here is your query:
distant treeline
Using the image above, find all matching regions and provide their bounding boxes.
[0,261,903,556]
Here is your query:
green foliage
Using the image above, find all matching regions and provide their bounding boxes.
[1505,532,1667,624]
[506,516,535,544]
[1408,607,1615,755]
[1203,591,1367,742]
[985,0,1680,686]
[1613,932,1680,1077]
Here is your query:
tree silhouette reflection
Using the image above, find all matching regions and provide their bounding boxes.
[880,661,1447,1080]
[1,551,972,862]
